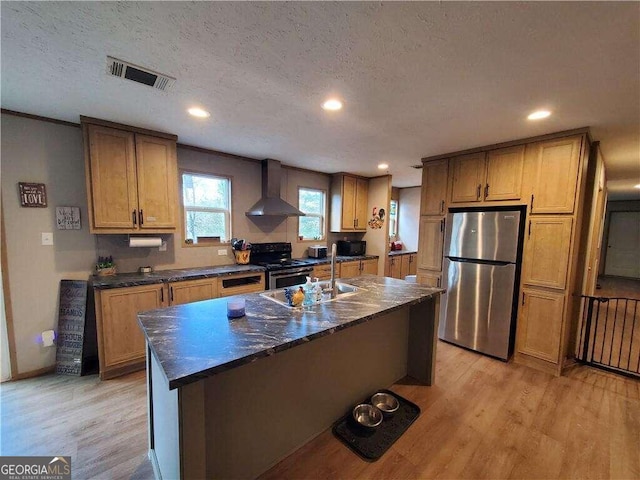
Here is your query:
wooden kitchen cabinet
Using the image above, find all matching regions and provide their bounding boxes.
[95,283,167,379]
[83,118,178,234]
[400,253,416,278]
[330,174,369,232]
[417,270,442,288]
[529,136,583,214]
[360,258,378,275]
[169,278,218,306]
[386,255,403,278]
[484,145,525,201]
[418,216,445,272]
[450,146,524,204]
[341,259,378,278]
[217,272,265,297]
[340,260,362,278]
[421,160,449,215]
[515,287,566,366]
[522,216,573,290]
[450,152,486,203]
[312,263,336,280]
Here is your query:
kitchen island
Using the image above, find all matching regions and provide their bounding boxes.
[139,275,443,479]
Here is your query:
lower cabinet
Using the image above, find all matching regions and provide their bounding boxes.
[95,283,167,380]
[217,272,265,297]
[312,263,336,280]
[361,258,378,275]
[169,278,218,306]
[387,253,418,279]
[417,270,441,288]
[515,287,566,370]
[95,271,265,379]
[341,259,378,278]
[387,256,402,278]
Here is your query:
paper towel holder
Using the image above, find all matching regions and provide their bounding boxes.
[128,235,163,248]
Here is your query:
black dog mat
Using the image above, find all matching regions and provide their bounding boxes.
[332,389,420,461]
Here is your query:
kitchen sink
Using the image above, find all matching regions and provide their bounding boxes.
[260,281,360,308]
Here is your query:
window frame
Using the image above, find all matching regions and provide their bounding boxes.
[389,199,398,238]
[180,169,233,247]
[297,186,327,242]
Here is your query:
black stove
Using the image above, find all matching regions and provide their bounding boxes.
[250,242,315,289]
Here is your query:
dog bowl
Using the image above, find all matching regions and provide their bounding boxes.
[352,404,383,428]
[371,392,400,415]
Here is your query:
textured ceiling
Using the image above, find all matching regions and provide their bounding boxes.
[2,2,639,198]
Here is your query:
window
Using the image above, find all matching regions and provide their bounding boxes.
[389,200,398,238]
[298,187,326,241]
[182,172,231,244]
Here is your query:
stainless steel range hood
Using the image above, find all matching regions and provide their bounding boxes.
[246,159,306,217]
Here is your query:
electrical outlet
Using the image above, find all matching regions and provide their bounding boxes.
[218,249,227,256]
[41,232,54,246]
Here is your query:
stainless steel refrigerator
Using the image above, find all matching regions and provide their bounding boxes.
[439,209,524,360]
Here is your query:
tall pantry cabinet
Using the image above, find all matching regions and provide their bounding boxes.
[418,129,593,376]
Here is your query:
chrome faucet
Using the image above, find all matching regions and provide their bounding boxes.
[330,243,337,298]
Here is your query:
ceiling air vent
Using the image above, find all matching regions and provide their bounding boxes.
[106,56,175,91]
[411,164,423,169]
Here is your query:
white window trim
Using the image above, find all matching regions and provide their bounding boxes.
[297,187,327,242]
[181,170,233,246]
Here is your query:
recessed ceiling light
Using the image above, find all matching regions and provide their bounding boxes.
[378,163,389,170]
[322,99,343,111]
[634,184,640,189]
[527,110,551,120]
[188,107,210,118]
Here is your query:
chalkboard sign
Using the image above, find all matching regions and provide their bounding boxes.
[55,280,88,376]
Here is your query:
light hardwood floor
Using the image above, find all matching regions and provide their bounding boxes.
[2,341,639,480]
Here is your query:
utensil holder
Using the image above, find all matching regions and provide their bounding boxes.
[234,250,250,264]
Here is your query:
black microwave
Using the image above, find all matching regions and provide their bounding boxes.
[337,240,366,256]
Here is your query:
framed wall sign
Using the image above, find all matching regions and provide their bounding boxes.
[56,206,81,230]
[18,182,47,207]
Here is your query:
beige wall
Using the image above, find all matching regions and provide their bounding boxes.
[1,113,333,375]
[1,114,97,374]
[398,186,421,252]
[364,176,391,274]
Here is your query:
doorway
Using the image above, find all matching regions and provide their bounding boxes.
[604,211,640,278]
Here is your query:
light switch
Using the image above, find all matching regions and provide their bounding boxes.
[41,232,54,245]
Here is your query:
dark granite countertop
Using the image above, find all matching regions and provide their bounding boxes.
[388,250,417,257]
[91,264,266,290]
[138,275,443,390]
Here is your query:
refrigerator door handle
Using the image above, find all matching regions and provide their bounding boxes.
[447,256,512,266]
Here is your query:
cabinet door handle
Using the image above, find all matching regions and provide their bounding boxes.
[437,277,441,288]
[160,287,164,303]
[522,292,525,306]
[485,184,489,198]
[170,286,174,302]
[440,219,444,232]
[440,200,445,214]
[139,209,144,225]
[476,184,481,200]
[530,194,535,213]
[528,220,532,237]
[132,210,137,225]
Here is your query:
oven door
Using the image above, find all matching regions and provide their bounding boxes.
[268,267,314,290]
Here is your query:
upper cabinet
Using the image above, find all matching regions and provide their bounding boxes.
[330,174,369,232]
[421,160,449,215]
[485,145,525,201]
[450,152,486,203]
[82,118,178,234]
[529,136,583,214]
[450,146,524,204]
